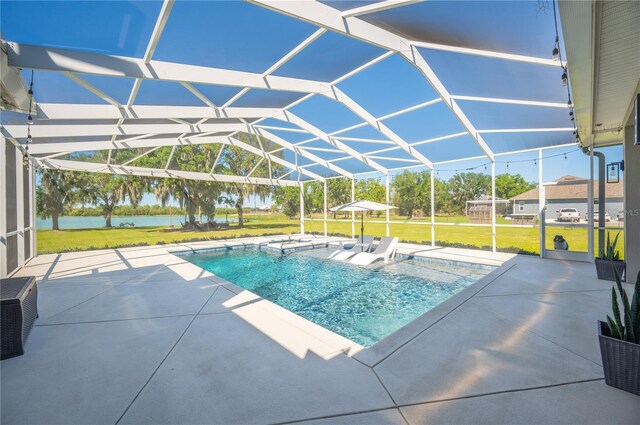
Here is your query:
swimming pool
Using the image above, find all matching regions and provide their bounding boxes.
[183,247,494,347]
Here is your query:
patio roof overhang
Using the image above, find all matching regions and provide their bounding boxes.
[1,0,583,184]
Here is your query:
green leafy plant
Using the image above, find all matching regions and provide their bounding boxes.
[606,269,640,344]
[599,231,621,261]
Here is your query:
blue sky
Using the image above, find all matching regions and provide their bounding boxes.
[3,0,617,207]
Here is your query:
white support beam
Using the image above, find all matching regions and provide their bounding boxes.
[341,0,423,18]
[210,145,225,174]
[254,125,309,134]
[403,46,495,160]
[330,51,394,85]
[323,179,328,236]
[491,160,496,253]
[377,98,442,121]
[450,95,570,109]
[15,135,225,154]
[410,40,565,68]
[180,82,219,109]
[6,42,330,94]
[334,137,395,144]
[283,111,389,174]
[127,0,175,107]
[478,127,574,134]
[298,146,343,153]
[246,157,265,177]
[299,182,305,234]
[362,132,468,156]
[253,127,353,178]
[37,158,298,186]
[121,146,162,166]
[351,178,355,238]
[227,136,325,181]
[62,72,122,107]
[165,145,176,170]
[247,1,494,161]
[366,155,420,163]
[4,122,248,139]
[385,173,390,237]
[36,103,283,121]
[264,28,326,76]
[538,148,545,258]
[277,169,295,181]
[144,0,174,63]
[222,88,250,108]
[249,1,563,68]
[430,168,435,247]
[326,87,435,168]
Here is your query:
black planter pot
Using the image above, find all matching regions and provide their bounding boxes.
[595,258,626,282]
[598,321,640,396]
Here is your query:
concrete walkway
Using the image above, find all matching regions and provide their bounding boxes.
[2,236,638,424]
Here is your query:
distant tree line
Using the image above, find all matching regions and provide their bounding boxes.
[273,171,535,219]
[36,133,285,230]
[37,132,536,230]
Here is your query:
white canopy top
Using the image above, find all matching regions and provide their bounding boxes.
[331,200,397,212]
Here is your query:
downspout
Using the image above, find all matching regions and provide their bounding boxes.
[584,147,605,254]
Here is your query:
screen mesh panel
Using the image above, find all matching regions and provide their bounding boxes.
[5,141,17,233]
[7,234,18,275]
[24,229,31,261]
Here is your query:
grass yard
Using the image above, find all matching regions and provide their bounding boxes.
[37,213,624,258]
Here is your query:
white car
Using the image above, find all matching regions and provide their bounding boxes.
[591,211,611,222]
[557,208,580,222]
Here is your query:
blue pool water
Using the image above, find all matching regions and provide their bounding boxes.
[185,248,493,347]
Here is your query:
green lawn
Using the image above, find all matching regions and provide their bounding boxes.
[37,213,624,258]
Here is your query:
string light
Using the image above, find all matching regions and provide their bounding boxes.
[23,70,35,167]
[552,36,560,61]
[433,148,580,173]
[552,0,580,146]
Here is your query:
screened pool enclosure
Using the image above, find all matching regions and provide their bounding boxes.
[1,0,617,276]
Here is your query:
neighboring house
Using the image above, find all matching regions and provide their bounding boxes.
[509,175,624,218]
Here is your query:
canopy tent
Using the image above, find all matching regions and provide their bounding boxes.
[1,0,579,184]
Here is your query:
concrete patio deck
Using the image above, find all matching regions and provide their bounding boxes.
[2,236,638,424]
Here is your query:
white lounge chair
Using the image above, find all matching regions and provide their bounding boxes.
[349,237,398,265]
[328,235,374,261]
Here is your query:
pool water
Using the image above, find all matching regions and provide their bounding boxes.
[184,248,493,347]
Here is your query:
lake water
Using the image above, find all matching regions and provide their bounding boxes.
[36,215,237,229]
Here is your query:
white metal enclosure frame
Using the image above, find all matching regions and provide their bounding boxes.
[0,0,585,276]
[2,0,575,181]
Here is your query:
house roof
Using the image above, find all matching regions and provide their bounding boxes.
[510,175,624,201]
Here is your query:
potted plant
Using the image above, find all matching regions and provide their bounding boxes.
[595,232,626,281]
[598,268,640,395]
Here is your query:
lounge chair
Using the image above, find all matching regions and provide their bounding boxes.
[328,235,374,261]
[349,236,398,265]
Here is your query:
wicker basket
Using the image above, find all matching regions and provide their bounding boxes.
[595,258,626,282]
[598,321,640,396]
